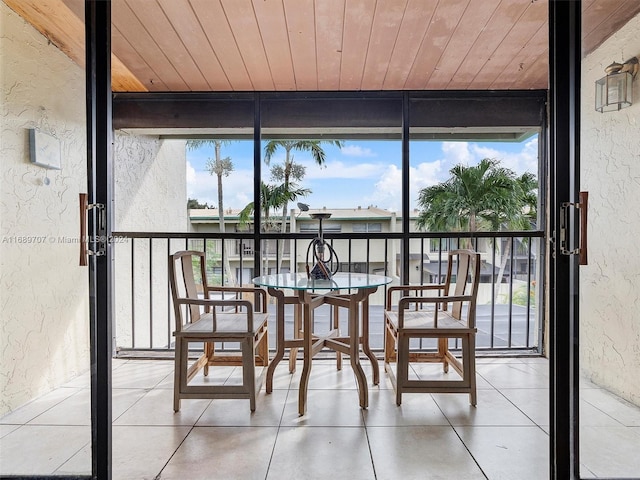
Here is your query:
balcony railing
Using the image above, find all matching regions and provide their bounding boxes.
[112,230,545,357]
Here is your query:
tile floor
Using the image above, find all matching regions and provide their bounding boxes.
[1,356,640,479]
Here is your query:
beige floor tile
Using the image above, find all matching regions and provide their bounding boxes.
[477,362,548,389]
[579,399,626,427]
[196,389,288,426]
[0,387,80,425]
[433,389,535,426]
[581,387,640,426]
[111,360,174,389]
[286,360,359,390]
[517,356,549,365]
[363,390,450,426]
[26,388,148,426]
[268,426,375,480]
[156,364,236,389]
[266,359,298,389]
[4,354,640,479]
[368,425,485,479]
[579,425,640,478]
[26,389,90,426]
[455,426,549,480]
[0,425,90,476]
[476,356,526,364]
[500,388,549,426]
[160,426,277,480]
[60,370,91,388]
[0,424,20,439]
[222,365,268,387]
[113,387,211,426]
[410,362,494,389]
[280,389,365,426]
[59,425,192,479]
[377,366,397,390]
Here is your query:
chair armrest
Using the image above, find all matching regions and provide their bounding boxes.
[386,284,445,311]
[204,286,268,312]
[174,297,257,331]
[398,294,473,309]
[397,294,474,328]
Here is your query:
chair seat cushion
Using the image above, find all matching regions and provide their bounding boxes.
[385,310,473,332]
[176,312,268,338]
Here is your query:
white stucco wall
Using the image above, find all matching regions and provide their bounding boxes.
[113,132,187,232]
[580,13,640,406]
[113,132,187,350]
[0,3,189,412]
[0,3,89,415]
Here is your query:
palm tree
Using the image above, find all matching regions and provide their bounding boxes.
[491,171,538,297]
[186,140,235,284]
[416,158,521,235]
[263,140,343,269]
[416,158,537,302]
[239,181,311,274]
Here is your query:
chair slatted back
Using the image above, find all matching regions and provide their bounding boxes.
[447,249,480,323]
[169,251,208,329]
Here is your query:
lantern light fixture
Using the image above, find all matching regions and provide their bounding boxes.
[595,56,639,113]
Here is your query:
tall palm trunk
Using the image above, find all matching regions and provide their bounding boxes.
[214,142,235,286]
[276,148,292,272]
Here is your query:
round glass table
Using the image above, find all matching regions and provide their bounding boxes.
[252,272,392,415]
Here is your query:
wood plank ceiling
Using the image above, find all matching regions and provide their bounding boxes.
[5,0,640,93]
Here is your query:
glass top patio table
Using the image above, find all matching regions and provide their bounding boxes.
[251,272,392,291]
[252,272,392,415]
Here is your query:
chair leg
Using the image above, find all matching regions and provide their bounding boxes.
[384,321,396,365]
[467,334,477,406]
[242,337,257,412]
[438,337,449,373]
[173,338,184,412]
[396,333,410,406]
[203,341,214,376]
[260,327,269,367]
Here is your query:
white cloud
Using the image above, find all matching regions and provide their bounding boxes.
[437,138,539,177]
[441,142,473,164]
[302,159,387,179]
[341,145,376,157]
[186,160,196,185]
[471,137,538,175]
[186,161,254,210]
[366,160,445,212]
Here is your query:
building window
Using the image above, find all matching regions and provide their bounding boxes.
[353,222,382,233]
[299,223,342,233]
[339,262,367,273]
[429,238,451,252]
[236,240,254,255]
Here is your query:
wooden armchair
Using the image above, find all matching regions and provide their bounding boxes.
[169,251,269,412]
[384,249,480,406]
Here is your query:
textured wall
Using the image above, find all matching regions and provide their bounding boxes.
[113,132,187,232]
[580,14,640,406]
[0,3,89,414]
[113,133,187,350]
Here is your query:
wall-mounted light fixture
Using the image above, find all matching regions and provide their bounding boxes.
[595,56,639,113]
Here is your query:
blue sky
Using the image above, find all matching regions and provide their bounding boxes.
[186,136,539,213]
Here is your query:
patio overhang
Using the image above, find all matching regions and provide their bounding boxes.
[5,0,639,95]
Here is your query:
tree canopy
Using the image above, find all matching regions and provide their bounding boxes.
[239,181,311,232]
[415,158,537,232]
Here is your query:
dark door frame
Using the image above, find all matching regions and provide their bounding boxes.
[86,1,113,479]
[548,0,581,478]
[82,1,582,479]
